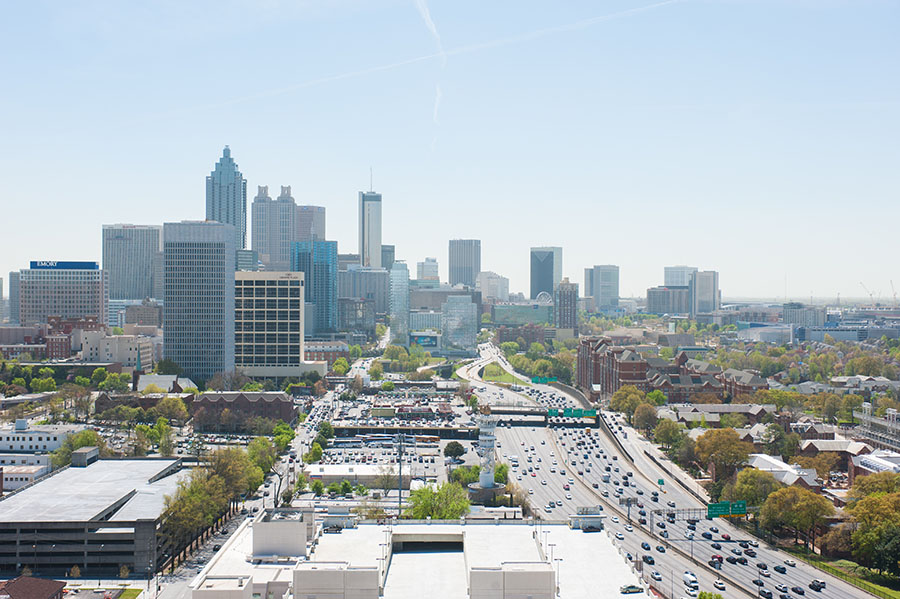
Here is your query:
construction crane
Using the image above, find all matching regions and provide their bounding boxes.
[860,282,875,305]
[892,280,898,308]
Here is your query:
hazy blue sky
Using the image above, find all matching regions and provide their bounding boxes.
[2,0,898,301]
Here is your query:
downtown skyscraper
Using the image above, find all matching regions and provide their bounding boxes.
[102,224,163,300]
[253,186,327,271]
[291,240,338,333]
[358,191,382,268]
[163,221,235,381]
[206,146,247,251]
[530,246,562,299]
[448,239,481,287]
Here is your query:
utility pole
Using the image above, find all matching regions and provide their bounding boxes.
[397,434,404,516]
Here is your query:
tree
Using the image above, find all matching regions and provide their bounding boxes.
[383,345,407,361]
[444,441,466,459]
[654,419,684,449]
[156,418,175,456]
[609,385,647,424]
[369,361,384,380]
[303,442,323,464]
[792,452,840,479]
[91,367,108,386]
[207,447,256,498]
[873,526,900,577]
[74,376,91,388]
[722,468,782,507]
[119,564,130,578]
[633,403,658,433]
[494,463,509,484]
[207,370,250,392]
[646,389,667,406]
[525,342,546,360]
[500,342,520,358]
[695,429,753,481]
[761,486,835,547]
[69,565,81,578]
[156,396,189,422]
[719,413,747,429]
[141,383,166,395]
[318,421,335,438]
[52,429,110,468]
[99,372,131,393]
[155,359,183,376]
[248,437,277,472]
[340,479,353,495]
[332,357,350,376]
[31,377,57,392]
[405,482,470,519]
[311,480,325,496]
[350,375,364,394]
[349,345,362,359]
[850,471,900,501]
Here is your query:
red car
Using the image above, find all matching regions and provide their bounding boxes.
[722,534,731,541]
[711,554,723,563]
[563,484,570,490]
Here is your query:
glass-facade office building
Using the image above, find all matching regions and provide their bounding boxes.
[102,224,163,300]
[441,295,477,355]
[290,240,338,332]
[163,221,235,381]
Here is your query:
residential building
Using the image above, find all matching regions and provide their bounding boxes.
[0,458,184,576]
[440,295,477,355]
[0,420,85,453]
[554,277,578,333]
[193,392,298,427]
[390,261,410,346]
[664,265,698,287]
[304,340,349,368]
[530,247,562,299]
[476,271,509,302]
[358,191,382,268]
[163,221,236,382]
[586,265,619,312]
[690,270,720,316]
[296,204,326,241]
[338,266,389,315]
[783,302,826,327]
[338,298,376,339]
[102,224,163,300]
[381,244,395,271]
[206,145,247,250]
[236,271,315,380]
[646,286,691,315]
[17,261,109,326]
[81,331,153,371]
[417,257,440,281]
[291,240,338,333]
[745,454,821,490]
[0,576,65,599]
[448,239,481,287]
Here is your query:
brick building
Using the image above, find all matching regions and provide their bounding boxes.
[192,391,298,427]
[304,340,349,368]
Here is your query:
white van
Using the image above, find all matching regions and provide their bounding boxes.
[682,571,698,588]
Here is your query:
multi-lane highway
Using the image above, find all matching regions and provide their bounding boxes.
[462,344,867,599]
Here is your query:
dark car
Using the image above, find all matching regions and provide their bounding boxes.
[774,565,787,574]
[726,556,738,564]
[702,532,713,540]
[746,549,757,558]
[656,545,666,553]
[641,542,651,551]
[753,579,766,587]
[643,555,655,565]
[711,542,722,550]
[809,581,824,592]
[757,562,768,570]
[638,517,647,525]
[737,556,748,565]
[739,541,750,549]
[791,586,806,595]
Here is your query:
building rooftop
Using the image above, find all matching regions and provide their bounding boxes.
[0,459,185,522]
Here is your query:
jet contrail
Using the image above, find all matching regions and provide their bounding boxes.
[415,0,446,66]
[162,0,680,116]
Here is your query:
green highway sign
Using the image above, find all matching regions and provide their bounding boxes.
[584,409,597,417]
[531,376,558,384]
[572,409,583,418]
[707,500,747,518]
[658,479,665,486]
[563,408,573,418]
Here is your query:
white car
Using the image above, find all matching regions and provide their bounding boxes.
[615,532,624,540]
[528,489,534,494]
[624,525,633,532]
[650,571,663,582]
[784,559,796,567]
[611,516,619,523]
[565,493,572,500]
[713,580,726,590]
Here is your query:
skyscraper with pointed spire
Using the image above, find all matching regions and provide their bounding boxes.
[206,146,247,251]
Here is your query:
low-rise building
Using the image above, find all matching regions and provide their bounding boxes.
[0,576,66,599]
[192,392,298,428]
[746,453,821,490]
[305,340,349,368]
[1,464,49,491]
[850,449,900,485]
[0,420,85,453]
[81,330,153,372]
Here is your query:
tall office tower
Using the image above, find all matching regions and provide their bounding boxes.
[664,265,698,287]
[476,271,510,302]
[291,240,338,333]
[252,186,295,271]
[163,221,235,381]
[102,224,163,300]
[690,270,720,316]
[448,239,481,287]
[530,247,562,299]
[358,191,382,268]
[646,286,691,315]
[152,251,164,299]
[206,146,247,251]
[338,266,390,315]
[441,295,478,355]
[587,265,619,312]
[381,245,395,271]
[389,261,410,346]
[297,204,326,242]
[417,257,440,281]
[584,268,595,302]
[17,261,109,325]
[235,271,305,379]
[554,278,578,333]
[8,272,20,325]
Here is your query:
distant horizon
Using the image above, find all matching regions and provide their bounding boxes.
[1,1,897,298]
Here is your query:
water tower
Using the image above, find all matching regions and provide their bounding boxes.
[468,415,506,501]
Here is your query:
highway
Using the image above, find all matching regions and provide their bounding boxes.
[461,344,867,599]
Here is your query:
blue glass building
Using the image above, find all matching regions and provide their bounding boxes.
[291,240,338,333]
[206,146,247,251]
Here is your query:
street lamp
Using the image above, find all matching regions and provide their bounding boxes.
[98,544,105,588]
[554,558,562,596]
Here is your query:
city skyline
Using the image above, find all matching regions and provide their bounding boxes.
[1,1,897,299]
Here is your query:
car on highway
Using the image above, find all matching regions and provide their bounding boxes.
[701,531,713,540]
[784,559,796,567]
[641,542,651,551]
[774,565,787,574]
[791,586,806,595]
[711,542,722,550]
[650,571,662,582]
[611,516,619,523]
[775,584,788,593]
[713,580,725,590]
[656,545,666,553]
[642,555,655,565]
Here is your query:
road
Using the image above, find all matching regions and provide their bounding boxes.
[460,343,865,599]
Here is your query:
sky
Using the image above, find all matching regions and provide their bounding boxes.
[1,0,898,302]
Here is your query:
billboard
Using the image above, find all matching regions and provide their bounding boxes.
[29,261,99,270]
[409,333,439,348]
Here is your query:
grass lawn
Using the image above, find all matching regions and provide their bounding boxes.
[784,546,900,599]
[118,590,142,599]
[482,363,529,385]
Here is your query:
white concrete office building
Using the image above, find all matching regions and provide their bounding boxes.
[358,191,382,268]
[102,224,163,300]
[16,261,109,326]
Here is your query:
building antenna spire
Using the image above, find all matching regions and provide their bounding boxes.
[369,167,373,192]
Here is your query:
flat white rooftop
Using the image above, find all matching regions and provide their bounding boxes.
[0,459,184,522]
